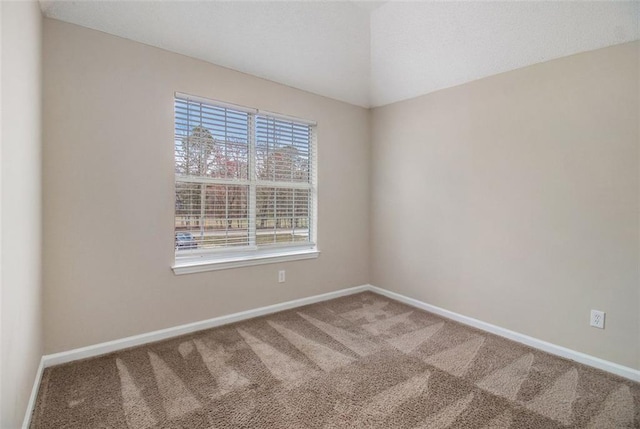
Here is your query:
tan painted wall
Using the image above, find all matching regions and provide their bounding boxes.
[1,1,43,427]
[371,42,640,369]
[43,16,638,372]
[42,19,370,354]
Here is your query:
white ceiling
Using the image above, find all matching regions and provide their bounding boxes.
[370,1,640,106]
[40,1,639,108]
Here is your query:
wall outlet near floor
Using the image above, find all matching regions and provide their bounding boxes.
[590,310,605,329]
[278,270,286,283]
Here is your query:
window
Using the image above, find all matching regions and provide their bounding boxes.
[173,93,318,273]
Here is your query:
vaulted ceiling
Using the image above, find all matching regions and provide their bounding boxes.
[40,1,639,107]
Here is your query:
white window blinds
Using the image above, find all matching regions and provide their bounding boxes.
[174,94,316,263]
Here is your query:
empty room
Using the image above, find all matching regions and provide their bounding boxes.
[1,0,639,428]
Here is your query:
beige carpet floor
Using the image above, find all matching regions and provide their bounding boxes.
[31,292,639,428]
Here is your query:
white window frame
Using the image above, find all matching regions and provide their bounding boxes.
[172,93,319,274]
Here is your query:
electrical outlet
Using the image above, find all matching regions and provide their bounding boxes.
[278,270,286,283]
[590,310,605,329]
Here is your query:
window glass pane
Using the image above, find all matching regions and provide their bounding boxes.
[175,182,249,250]
[256,116,311,183]
[256,186,310,246]
[175,99,249,180]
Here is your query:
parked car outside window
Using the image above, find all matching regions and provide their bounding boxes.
[175,232,197,249]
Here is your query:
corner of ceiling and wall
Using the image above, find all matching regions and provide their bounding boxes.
[38,0,640,109]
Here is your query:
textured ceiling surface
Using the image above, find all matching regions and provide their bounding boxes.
[40,1,372,106]
[41,1,639,107]
[370,1,640,106]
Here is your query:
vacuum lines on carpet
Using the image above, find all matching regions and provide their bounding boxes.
[30,292,640,428]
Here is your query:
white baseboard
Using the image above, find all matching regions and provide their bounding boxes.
[368,285,640,382]
[41,284,640,382]
[24,285,369,427]
[23,282,639,428]
[22,357,45,429]
[42,284,370,367]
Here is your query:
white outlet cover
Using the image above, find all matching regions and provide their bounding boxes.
[590,310,605,329]
[278,270,286,283]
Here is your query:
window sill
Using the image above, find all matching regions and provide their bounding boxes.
[172,248,320,275]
